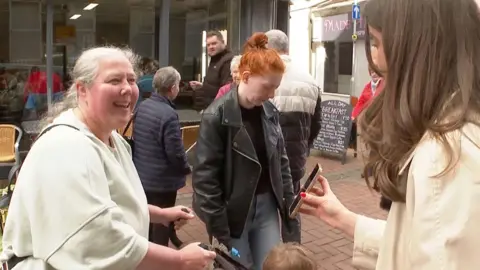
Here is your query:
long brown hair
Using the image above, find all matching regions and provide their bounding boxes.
[360,0,480,202]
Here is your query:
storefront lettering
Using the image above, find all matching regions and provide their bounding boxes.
[324,19,351,33]
[323,18,366,34]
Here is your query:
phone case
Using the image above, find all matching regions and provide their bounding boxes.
[289,163,323,218]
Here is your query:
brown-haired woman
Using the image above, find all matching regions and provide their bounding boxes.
[299,0,480,269]
[192,33,299,270]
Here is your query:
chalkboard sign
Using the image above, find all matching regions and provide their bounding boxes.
[313,99,353,164]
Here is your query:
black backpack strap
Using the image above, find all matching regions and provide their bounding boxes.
[37,124,80,141]
[122,110,137,137]
[123,117,134,137]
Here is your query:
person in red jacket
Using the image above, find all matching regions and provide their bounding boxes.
[352,67,383,120]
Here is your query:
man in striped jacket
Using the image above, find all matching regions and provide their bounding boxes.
[266,29,322,243]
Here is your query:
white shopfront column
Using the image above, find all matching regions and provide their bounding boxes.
[9,0,42,64]
[130,0,155,59]
[289,7,311,74]
[67,3,96,65]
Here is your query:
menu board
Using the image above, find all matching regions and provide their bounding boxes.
[313,100,353,163]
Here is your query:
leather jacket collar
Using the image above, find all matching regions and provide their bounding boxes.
[220,85,278,128]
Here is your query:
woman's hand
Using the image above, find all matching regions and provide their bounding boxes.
[178,242,216,270]
[299,175,358,237]
[150,205,195,228]
[162,206,195,229]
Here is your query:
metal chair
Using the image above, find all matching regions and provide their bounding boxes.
[0,124,23,168]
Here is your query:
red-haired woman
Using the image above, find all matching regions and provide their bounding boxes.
[192,33,299,270]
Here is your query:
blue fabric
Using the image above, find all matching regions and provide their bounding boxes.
[133,93,190,192]
[137,74,154,93]
[230,192,281,270]
[136,75,154,106]
[25,92,64,110]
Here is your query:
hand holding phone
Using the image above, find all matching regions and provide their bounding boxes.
[289,163,323,218]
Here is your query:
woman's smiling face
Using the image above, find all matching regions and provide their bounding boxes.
[77,57,139,131]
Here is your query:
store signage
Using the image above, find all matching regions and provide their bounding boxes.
[55,26,76,44]
[312,99,353,164]
[320,13,366,42]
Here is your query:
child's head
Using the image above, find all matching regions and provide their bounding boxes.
[263,243,317,270]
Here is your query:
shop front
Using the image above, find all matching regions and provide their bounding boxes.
[289,0,370,100]
[0,0,290,125]
[312,10,369,98]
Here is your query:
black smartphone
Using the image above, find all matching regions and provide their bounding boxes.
[289,163,323,218]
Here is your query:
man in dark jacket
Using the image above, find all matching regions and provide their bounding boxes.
[133,66,191,246]
[190,30,234,109]
[266,29,322,243]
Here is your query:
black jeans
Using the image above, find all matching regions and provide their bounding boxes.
[145,191,180,247]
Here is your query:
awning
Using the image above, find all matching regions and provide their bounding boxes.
[312,0,368,17]
[290,0,330,12]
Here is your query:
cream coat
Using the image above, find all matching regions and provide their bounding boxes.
[2,110,150,269]
[353,123,480,269]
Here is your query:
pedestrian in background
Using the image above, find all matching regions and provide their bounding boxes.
[266,29,322,243]
[136,58,159,107]
[189,31,233,109]
[215,55,241,99]
[134,66,191,247]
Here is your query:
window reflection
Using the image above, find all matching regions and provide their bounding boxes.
[170,0,227,109]
[0,0,232,121]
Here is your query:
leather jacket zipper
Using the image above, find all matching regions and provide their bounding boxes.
[233,148,261,225]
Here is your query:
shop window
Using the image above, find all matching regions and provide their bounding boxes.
[322,41,354,94]
[338,42,353,75]
[171,0,228,109]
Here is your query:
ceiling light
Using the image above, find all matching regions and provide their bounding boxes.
[83,3,98,10]
[69,14,81,20]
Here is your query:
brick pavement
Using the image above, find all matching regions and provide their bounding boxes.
[174,150,387,270]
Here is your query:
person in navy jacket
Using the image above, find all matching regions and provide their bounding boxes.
[133,66,191,246]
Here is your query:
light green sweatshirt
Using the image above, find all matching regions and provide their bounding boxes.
[2,109,150,269]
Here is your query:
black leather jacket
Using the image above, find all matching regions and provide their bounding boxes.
[192,89,300,248]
